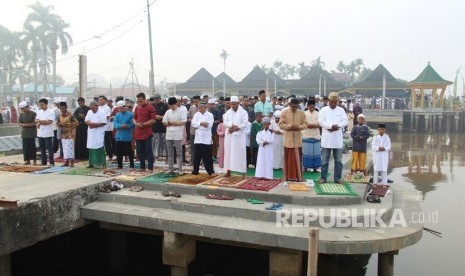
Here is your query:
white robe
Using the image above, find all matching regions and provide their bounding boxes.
[85,109,107,149]
[255,129,274,179]
[372,134,391,171]
[224,106,248,173]
[270,120,284,169]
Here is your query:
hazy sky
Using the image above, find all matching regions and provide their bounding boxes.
[2,0,464,88]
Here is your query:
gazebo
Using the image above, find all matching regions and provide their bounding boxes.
[287,66,344,96]
[174,67,221,97]
[408,62,453,109]
[349,64,408,97]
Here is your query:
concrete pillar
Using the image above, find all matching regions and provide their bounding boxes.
[425,116,430,132]
[455,115,460,132]
[438,116,442,132]
[415,115,419,131]
[378,251,398,276]
[0,254,11,276]
[397,122,403,132]
[108,231,127,276]
[410,112,414,130]
[163,232,196,276]
[269,249,302,276]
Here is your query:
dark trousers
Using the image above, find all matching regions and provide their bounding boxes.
[193,143,214,174]
[22,138,36,162]
[104,131,115,159]
[136,137,154,170]
[38,137,54,165]
[246,146,252,166]
[53,130,59,153]
[190,134,195,164]
[116,141,134,169]
[251,147,258,166]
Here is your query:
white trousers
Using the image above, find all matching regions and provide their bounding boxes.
[373,171,388,184]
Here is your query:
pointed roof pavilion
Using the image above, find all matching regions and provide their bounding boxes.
[349,64,407,96]
[175,68,222,97]
[408,62,452,108]
[235,66,286,96]
[287,66,344,96]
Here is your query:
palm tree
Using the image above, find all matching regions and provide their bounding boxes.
[297,62,311,78]
[47,16,72,94]
[220,49,229,73]
[311,55,325,69]
[21,24,41,94]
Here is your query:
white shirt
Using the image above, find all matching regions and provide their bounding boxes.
[318,106,348,149]
[85,109,107,149]
[163,108,187,140]
[99,104,112,131]
[191,110,213,145]
[245,121,252,147]
[36,108,55,138]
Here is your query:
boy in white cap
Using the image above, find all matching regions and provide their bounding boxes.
[255,117,274,179]
[270,110,284,170]
[372,124,391,184]
[350,114,370,175]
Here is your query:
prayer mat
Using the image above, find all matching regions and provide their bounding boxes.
[314,182,358,196]
[54,157,81,163]
[369,185,390,197]
[237,178,282,192]
[0,165,47,173]
[107,162,141,169]
[168,173,216,185]
[244,168,327,181]
[288,183,309,192]
[343,174,371,183]
[138,172,180,184]
[203,175,247,188]
[60,167,105,177]
[31,166,71,174]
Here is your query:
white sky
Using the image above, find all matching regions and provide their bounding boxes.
[2,0,464,88]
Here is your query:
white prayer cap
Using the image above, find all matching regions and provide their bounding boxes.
[25,97,30,101]
[116,100,125,107]
[19,101,28,109]
[175,95,181,101]
[230,96,239,103]
[357,114,365,119]
[182,96,189,100]
[107,96,113,101]
[274,105,284,110]
[315,95,320,98]
[262,117,271,124]
[208,99,217,104]
[273,110,281,118]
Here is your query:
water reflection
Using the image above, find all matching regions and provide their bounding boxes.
[388,132,465,199]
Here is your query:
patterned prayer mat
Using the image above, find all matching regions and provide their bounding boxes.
[112,170,155,182]
[0,165,47,173]
[288,183,309,192]
[237,178,282,192]
[369,185,390,197]
[31,166,71,174]
[168,173,216,185]
[343,174,371,183]
[138,172,180,184]
[203,175,247,188]
[107,162,141,169]
[244,168,327,181]
[314,183,358,196]
[54,158,81,163]
[60,167,105,177]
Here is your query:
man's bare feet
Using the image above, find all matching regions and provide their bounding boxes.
[224,170,231,177]
[319,178,326,184]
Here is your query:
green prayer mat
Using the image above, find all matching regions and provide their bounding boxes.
[233,168,329,181]
[60,167,101,176]
[138,172,180,184]
[314,182,358,196]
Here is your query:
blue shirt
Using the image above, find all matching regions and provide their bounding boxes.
[253,100,273,116]
[114,111,134,142]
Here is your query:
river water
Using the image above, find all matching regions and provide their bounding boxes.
[365,132,465,275]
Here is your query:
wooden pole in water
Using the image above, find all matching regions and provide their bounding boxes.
[307,228,319,276]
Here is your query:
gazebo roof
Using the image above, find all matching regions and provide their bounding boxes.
[235,66,286,91]
[350,64,407,90]
[175,67,221,90]
[215,72,236,85]
[409,62,453,86]
[287,66,345,92]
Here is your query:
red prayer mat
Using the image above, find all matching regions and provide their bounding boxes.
[237,177,282,192]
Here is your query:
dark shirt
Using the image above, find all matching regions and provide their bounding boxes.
[243,106,255,122]
[209,107,220,134]
[152,102,169,133]
[19,111,37,138]
[350,124,370,152]
[74,106,90,125]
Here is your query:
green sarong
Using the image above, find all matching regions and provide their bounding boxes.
[89,147,106,168]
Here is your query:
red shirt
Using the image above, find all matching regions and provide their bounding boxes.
[133,103,156,140]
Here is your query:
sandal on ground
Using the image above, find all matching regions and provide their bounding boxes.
[247,198,265,204]
[265,203,284,211]
[162,191,181,198]
[367,195,381,203]
[129,185,143,192]
[206,194,233,200]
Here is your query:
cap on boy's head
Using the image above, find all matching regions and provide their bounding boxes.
[262,117,271,124]
[273,110,281,118]
[193,95,201,100]
[224,97,231,102]
[255,112,263,117]
[168,97,177,105]
[219,96,224,101]
[357,114,365,119]
[378,123,386,129]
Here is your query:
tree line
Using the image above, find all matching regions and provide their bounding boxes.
[0,2,72,96]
